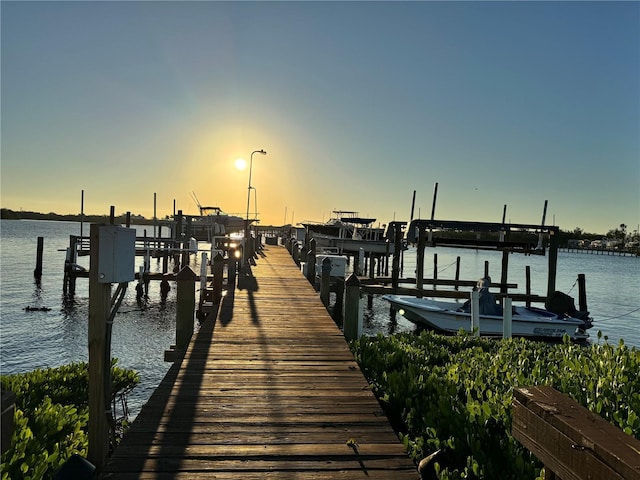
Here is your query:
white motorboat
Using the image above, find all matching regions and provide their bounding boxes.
[302,211,389,255]
[383,289,593,341]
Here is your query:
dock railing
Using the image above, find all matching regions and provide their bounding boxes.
[512,386,640,480]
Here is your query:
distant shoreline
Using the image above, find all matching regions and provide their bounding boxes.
[1,208,157,225]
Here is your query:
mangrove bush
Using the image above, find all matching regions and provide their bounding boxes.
[351,331,640,480]
[1,361,139,480]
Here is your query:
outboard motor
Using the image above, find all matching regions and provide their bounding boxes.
[545,291,590,320]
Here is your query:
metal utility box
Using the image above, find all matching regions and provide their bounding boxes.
[98,226,136,283]
[315,254,348,278]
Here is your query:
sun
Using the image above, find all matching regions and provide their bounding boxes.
[234,158,247,170]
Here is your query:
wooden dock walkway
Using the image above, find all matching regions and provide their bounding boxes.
[100,245,418,479]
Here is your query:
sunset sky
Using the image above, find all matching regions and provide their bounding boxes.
[2,1,638,235]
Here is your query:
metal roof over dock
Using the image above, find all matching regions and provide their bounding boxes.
[100,245,418,479]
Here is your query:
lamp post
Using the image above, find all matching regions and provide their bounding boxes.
[244,149,266,264]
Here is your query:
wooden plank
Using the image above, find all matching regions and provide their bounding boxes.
[103,470,412,479]
[100,245,418,479]
[513,386,640,480]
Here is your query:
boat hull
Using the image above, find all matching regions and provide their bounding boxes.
[383,295,590,341]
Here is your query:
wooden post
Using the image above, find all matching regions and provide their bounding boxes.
[454,256,461,291]
[34,236,44,278]
[162,241,169,274]
[334,278,344,320]
[295,241,302,266]
[175,266,196,350]
[343,274,362,341]
[80,189,85,238]
[368,256,375,280]
[547,229,559,298]
[433,253,438,289]
[175,210,183,241]
[299,245,307,266]
[503,297,512,339]
[410,189,416,221]
[500,250,509,296]
[320,257,331,308]
[64,235,79,296]
[357,248,364,276]
[577,273,587,313]
[367,256,374,308]
[484,261,490,279]
[525,266,531,308]
[392,224,402,291]
[470,290,480,336]
[88,224,111,471]
[306,249,316,284]
[199,252,207,303]
[416,225,426,297]
[212,253,224,303]
[429,182,438,243]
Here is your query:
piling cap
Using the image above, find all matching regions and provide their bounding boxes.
[345,273,360,286]
[176,266,198,281]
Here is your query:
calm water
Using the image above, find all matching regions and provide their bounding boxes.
[1,220,639,417]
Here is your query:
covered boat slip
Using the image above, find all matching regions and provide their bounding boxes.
[100,245,418,479]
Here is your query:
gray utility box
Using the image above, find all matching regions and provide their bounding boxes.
[98,226,136,283]
[315,254,348,278]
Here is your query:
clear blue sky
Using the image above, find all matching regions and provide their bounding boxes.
[2,1,638,235]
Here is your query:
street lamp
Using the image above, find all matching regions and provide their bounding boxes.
[244,149,266,264]
[246,149,267,222]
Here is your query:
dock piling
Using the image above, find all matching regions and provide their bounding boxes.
[34,236,44,279]
[344,273,362,341]
[212,253,224,303]
[320,257,331,308]
[175,266,197,350]
[577,273,587,313]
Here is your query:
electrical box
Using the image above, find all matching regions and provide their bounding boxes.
[98,226,136,283]
[315,254,348,278]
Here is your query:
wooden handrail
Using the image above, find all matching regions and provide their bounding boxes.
[512,386,640,480]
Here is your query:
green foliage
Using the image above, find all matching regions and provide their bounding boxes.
[351,331,640,480]
[0,361,139,480]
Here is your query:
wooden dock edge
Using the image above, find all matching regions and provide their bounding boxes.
[512,386,640,480]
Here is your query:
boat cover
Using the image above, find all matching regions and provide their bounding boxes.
[457,277,503,316]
